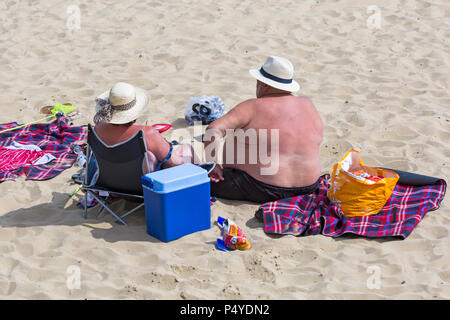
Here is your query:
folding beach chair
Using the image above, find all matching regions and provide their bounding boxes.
[82,124,150,226]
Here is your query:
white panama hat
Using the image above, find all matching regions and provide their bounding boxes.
[249,56,300,92]
[94,82,150,124]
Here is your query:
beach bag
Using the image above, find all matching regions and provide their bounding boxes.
[185,95,226,125]
[327,150,399,218]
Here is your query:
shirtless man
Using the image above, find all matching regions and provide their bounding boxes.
[87,82,192,183]
[204,56,323,203]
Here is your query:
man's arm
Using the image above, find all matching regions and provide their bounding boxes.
[206,99,255,135]
[203,100,255,182]
[204,99,255,161]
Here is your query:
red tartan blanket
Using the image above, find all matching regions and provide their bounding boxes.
[260,174,447,239]
[0,117,87,181]
[0,146,47,171]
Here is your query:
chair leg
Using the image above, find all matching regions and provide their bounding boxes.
[89,192,128,226]
[117,202,145,221]
[84,190,89,219]
[96,195,108,218]
[96,205,105,218]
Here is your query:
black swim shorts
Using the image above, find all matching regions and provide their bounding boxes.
[211,167,320,204]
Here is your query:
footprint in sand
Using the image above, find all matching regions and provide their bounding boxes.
[243,254,276,282]
[26,268,53,283]
[382,125,419,140]
[381,112,398,122]
[0,229,17,241]
[438,270,450,283]
[320,139,353,160]
[383,159,414,172]
[0,280,16,296]
[0,243,15,254]
[170,264,198,278]
[344,111,366,127]
[60,81,85,90]
[372,140,406,149]
[420,226,448,240]
[276,271,322,288]
[16,243,34,257]
[0,257,19,276]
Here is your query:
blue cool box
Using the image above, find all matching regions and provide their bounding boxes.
[142,163,211,242]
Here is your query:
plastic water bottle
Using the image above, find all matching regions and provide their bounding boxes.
[71,145,86,167]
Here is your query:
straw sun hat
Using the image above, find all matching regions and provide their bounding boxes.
[94,82,150,124]
[249,56,300,92]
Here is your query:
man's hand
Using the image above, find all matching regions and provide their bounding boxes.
[209,165,224,183]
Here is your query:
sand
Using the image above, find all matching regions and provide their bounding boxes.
[0,0,449,299]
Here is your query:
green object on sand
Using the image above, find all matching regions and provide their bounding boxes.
[51,102,77,116]
[0,102,78,134]
[68,184,83,199]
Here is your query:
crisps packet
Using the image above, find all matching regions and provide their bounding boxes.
[216,216,251,251]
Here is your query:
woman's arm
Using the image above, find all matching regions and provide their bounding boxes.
[143,127,185,168]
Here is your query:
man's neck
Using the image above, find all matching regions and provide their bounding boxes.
[258,92,292,98]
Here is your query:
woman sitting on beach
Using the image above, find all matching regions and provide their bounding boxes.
[86,82,194,183]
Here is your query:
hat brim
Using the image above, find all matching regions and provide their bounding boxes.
[249,69,300,92]
[94,87,150,124]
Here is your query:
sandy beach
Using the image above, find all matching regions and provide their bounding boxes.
[0,0,449,299]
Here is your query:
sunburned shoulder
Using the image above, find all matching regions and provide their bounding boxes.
[236,98,259,107]
[294,95,313,103]
[255,95,314,107]
[93,122,106,130]
[292,96,316,108]
[233,96,315,110]
[229,99,260,113]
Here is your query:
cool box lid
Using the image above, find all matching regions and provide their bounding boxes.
[142,163,209,193]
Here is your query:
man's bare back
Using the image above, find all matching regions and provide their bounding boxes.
[222,94,323,187]
[208,92,322,188]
